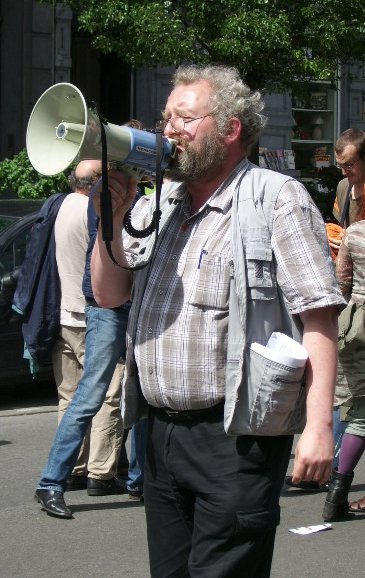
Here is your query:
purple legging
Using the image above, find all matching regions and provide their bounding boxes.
[338,433,365,474]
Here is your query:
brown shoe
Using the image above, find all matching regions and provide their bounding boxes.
[349,496,365,512]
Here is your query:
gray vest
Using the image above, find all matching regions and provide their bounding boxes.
[122,164,307,435]
[225,164,306,436]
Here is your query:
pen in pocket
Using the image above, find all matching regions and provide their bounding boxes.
[198,250,208,269]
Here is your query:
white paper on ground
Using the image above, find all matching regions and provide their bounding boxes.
[250,332,308,368]
[289,523,332,535]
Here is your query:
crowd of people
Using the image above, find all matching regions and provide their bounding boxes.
[287,128,365,520]
[14,64,365,577]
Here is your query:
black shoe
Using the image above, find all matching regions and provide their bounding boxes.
[128,489,144,501]
[87,476,128,496]
[34,489,72,519]
[322,469,354,522]
[285,476,328,492]
[66,475,88,492]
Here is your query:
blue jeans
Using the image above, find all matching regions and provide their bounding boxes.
[127,419,148,492]
[38,305,128,491]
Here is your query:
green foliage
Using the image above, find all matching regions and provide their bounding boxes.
[0,149,71,199]
[44,0,365,90]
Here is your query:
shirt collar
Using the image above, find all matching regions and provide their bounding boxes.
[165,158,249,215]
[207,158,249,214]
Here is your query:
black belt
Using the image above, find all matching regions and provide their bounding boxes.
[85,297,126,312]
[85,297,99,307]
[151,401,224,423]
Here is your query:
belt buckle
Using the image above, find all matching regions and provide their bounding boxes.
[165,408,180,418]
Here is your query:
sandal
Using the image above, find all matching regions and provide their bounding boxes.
[348,496,365,512]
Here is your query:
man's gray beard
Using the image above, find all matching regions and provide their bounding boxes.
[168,133,226,183]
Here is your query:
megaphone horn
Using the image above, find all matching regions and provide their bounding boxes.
[26,82,176,177]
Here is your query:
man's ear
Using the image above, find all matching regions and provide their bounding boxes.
[225,117,242,144]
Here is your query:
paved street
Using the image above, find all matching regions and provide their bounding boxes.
[1,398,364,578]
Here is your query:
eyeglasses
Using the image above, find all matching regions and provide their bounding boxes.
[155,114,212,133]
[336,158,360,171]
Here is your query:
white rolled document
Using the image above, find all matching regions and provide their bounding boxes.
[250,332,308,368]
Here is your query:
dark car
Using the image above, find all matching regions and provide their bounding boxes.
[0,199,54,386]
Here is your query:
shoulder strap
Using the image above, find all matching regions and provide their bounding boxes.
[340,183,352,228]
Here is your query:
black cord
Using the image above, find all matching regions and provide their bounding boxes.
[122,128,164,271]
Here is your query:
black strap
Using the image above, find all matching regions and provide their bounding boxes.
[99,118,119,265]
[89,101,120,265]
[340,183,352,228]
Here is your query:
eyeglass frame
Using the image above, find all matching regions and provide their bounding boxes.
[336,158,361,171]
[155,114,213,133]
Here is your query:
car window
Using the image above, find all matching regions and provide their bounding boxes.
[0,225,33,275]
[0,215,18,234]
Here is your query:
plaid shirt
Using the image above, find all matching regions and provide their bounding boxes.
[124,162,343,410]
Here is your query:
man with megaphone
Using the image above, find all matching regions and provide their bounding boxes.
[88,64,344,578]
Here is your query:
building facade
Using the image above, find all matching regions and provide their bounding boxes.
[1,1,365,178]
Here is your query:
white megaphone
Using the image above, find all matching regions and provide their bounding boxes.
[26,82,176,177]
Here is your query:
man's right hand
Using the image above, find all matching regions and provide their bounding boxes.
[93,170,138,223]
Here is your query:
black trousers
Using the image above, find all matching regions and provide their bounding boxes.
[144,406,293,578]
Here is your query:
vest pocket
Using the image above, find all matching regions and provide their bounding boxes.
[246,241,276,300]
[246,347,306,435]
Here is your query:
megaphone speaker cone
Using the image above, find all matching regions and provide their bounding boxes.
[26,83,88,176]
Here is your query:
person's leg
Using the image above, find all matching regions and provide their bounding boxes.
[37,306,126,491]
[118,428,130,478]
[127,418,148,496]
[87,360,125,480]
[144,414,192,578]
[51,325,89,478]
[144,409,293,578]
[323,397,365,521]
[52,326,84,420]
[345,398,365,511]
[338,433,365,474]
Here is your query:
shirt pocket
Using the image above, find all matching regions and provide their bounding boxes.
[189,253,230,310]
[246,240,276,300]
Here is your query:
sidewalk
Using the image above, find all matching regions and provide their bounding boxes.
[271,437,365,578]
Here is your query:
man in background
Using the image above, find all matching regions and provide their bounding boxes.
[35,160,126,519]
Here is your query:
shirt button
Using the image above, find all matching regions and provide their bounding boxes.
[148,328,153,334]
[172,255,177,260]
[158,289,163,295]
[148,367,153,375]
